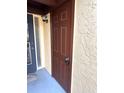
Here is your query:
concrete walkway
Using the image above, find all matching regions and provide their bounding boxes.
[27,68,66,93]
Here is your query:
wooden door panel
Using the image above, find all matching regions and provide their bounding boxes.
[51,1,74,93]
[60,10,67,21]
[61,26,67,55]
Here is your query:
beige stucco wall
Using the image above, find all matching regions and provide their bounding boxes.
[43,13,52,75]
[71,0,97,93]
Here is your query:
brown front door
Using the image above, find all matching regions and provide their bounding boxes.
[51,1,74,93]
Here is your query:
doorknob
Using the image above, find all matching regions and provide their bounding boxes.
[64,57,70,64]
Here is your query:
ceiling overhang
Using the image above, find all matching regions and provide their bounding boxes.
[27,0,69,15]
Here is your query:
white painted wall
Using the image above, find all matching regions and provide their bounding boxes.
[71,0,97,93]
[33,14,51,74]
[43,13,52,75]
[38,16,46,68]
[32,14,51,74]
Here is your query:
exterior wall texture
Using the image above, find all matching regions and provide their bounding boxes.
[71,0,97,93]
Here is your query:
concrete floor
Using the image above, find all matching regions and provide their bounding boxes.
[27,68,66,93]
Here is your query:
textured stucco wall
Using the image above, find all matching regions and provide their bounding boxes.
[71,0,97,93]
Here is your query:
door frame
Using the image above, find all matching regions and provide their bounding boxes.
[33,14,39,70]
[33,14,44,70]
[28,13,43,70]
[27,14,37,73]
